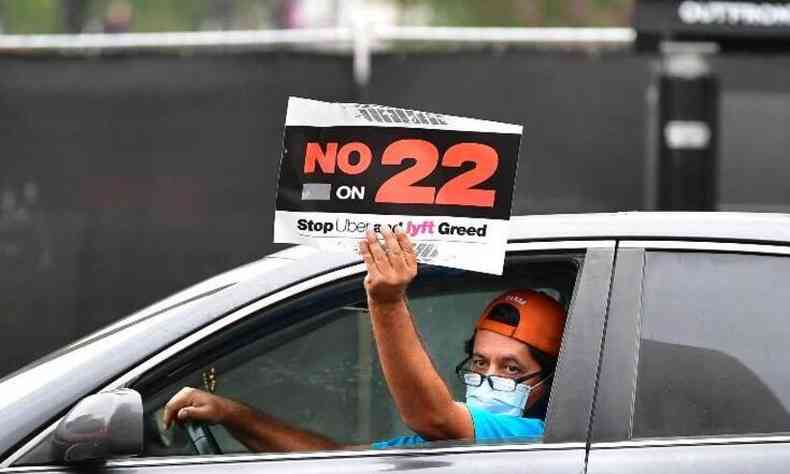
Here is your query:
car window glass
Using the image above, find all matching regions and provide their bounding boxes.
[142,304,376,455]
[137,256,580,456]
[634,251,790,439]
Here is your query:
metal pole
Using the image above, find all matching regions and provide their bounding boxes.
[351,0,371,97]
[657,42,720,211]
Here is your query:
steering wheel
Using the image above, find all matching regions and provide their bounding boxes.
[183,421,221,455]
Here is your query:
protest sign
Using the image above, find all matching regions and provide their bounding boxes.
[273,97,522,275]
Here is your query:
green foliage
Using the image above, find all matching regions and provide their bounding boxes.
[398,0,634,27]
[0,0,276,33]
[2,0,62,34]
[0,0,634,34]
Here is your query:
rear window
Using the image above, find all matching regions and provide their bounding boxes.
[634,251,790,438]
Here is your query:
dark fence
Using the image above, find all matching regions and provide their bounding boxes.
[1,47,788,377]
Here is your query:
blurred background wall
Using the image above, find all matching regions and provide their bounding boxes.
[0,0,788,377]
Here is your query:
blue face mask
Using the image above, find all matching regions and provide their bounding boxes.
[465,377,548,417]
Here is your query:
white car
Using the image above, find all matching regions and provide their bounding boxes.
[3,212,790,474]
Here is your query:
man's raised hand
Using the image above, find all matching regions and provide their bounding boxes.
[358,227,418,305]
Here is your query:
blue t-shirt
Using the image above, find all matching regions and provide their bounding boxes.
[371,404,544,449]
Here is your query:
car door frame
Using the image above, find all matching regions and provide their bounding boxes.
[3,240,616,474]
[588,239,790,474]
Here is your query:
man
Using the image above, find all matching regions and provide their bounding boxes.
[163,227,566,451]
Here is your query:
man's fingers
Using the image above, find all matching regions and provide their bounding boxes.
[177,407,191,421]
[163,403,174,428]
[163,409,174,429]
[177,405,213,423]
[359,240,381,278]
[382,228,401,256]
[163,386,206,428]
[396,227,418,272]
[366,230,392,272]
[381,228,407,271]
[163,387,193,428]
[395,226,416,255]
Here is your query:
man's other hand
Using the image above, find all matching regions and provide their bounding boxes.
[359,227,418,305]
[162,387,234,429]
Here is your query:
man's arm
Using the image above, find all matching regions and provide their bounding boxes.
[163,387,340,452]
[359,228,473,441]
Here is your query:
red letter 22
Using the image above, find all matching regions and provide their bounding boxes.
[374,139,498,208]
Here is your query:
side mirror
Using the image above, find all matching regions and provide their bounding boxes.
[52,388,143,464]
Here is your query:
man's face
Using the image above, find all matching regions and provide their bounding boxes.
[471,329,546,408]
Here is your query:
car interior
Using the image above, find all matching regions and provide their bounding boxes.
[123,254,581,457]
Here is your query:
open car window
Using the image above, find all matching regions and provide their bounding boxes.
[135,253,581,456]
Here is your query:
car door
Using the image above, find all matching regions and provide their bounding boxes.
[588,240,790,474]
[5,241,614,474]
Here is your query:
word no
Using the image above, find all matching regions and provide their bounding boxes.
[303,139,499,208]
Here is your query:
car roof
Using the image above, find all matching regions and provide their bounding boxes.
[56,211,790,353]
[508,212,790,244]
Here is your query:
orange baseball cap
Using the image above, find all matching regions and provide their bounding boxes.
[475,289,567,357]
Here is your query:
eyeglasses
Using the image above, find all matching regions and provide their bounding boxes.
[455,357,543,392]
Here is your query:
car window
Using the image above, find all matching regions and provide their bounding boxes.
[136,255,580,456]
[634,251,790,439]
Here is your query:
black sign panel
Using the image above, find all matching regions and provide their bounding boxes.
[276,126,521,220]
